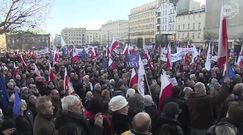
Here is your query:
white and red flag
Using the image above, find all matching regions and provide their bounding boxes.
[129,68,138,88]
[109,39,119,53]
[64,68,74,95]
[218,7,229,70]
[53,50,60,65]
[122,44,130,55]
[34,64,41,77]
[158,70,173,113]
[138,55,145,96]
[13,62,18,78]
[72,47,79,63]
[20,55,27,67]
[48,63,55,81]
[166,44,172,70]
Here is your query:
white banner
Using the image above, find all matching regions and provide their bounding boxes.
[161,50,184,63]
[176,47,194,53]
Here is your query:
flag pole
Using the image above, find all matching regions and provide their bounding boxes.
[144,73,152,97]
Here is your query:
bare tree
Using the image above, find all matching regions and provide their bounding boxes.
[204,32,217,41]
[0,0,50,34]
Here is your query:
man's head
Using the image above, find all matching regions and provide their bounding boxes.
[194,82,206,96]
[35,96,54,116]
[61,95,83,114]
[232,83,243,96]
[132,112,151,134]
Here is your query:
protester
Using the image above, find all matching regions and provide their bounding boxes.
[33,96,56,135]
[109,95,129,134]
[0,44,242,135]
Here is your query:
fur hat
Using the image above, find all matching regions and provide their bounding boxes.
[109,95,128,112]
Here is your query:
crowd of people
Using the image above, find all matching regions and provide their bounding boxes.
[0,45,242,135]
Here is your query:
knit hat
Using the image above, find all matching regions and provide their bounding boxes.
[109,95,128,111]
[126,88,136,98]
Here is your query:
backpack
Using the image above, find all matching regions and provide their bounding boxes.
[159,124,182,135]
[206,121,238,135]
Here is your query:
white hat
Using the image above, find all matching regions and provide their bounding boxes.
[109,95,128,112]
[126,88,136,98]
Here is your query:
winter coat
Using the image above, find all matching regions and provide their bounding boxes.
[112,112,130,135]
[186,85,230,129]
[55,111,103,135]
[164,97,190,135]
[152,113,184,135]
[33,113,56,135]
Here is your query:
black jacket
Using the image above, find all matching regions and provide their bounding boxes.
[55,111,103,135]
[112,113,130,135]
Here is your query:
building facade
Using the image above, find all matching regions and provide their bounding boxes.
[176,8,206,44]
[156,0,177,44]
[6,31,50,50]
[61,28,86,46]
[129,1,157,47]
[0,34,7,51]
[86,30,101,45]
[205,0,243,40]
[101,20,129,45]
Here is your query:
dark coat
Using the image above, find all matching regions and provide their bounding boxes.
[55,111,103,135]
[164,97,190,135]
[33,113,56,135]
[15,115,32,135]
[112,112,130,135]
[186,85,230,129]
[152,113,184,135]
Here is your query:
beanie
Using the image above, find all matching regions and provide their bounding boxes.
[109,95,128,112]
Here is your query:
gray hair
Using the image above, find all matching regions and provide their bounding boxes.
[61,95,80,111]
[233,83,243,96]
[215,125,237,135]
[194,82,206,96]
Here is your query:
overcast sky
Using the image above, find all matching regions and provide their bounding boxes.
[44,0,206,36]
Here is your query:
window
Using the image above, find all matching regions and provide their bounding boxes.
[183,24,185,30]
[193,23,195,30]
[188,24,190,30]
[192,33,194,39]
[198,23,201,30]
[198,33,201,39]
[178,33,180,39]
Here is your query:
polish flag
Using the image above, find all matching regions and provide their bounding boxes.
[122,44,129,55]
[53,50,60,65]
[237,48,243,68]
[129,68,138,88]
[72,47,79,63]
[205,43,212,71]
[166,44,172,70]
[34,64,41,77]
[48,63,55,81]
[20,55,27,67]
[158,71,173,113]
[218,7,229,70]
[144,49,154,69]
[90,48,96,59]
[13,63,18,78]
[138,55,145,96]
[109,39,119,53]
[64,68,75,95]
[105,44,110,57]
